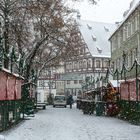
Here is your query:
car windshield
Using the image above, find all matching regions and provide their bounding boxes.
[54,96,65,101]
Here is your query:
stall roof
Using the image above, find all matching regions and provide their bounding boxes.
[109,80,124,87]
[120,77,140,83]
[1,68,24,79]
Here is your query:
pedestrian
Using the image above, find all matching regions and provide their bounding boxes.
[67,94,74,109]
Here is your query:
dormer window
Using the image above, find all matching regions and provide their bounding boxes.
[87,24,92,30]
[96,46,102,53]
[92,34,96,41]
[104,26,109,32]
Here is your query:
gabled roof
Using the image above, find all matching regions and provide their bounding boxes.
[1,68,24,79]
[77,20,116,58]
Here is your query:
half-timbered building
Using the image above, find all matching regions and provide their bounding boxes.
[64,19,116,96]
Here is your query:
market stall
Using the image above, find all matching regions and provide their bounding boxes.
[119,78,140,123]
[0,68,24,131]
[80,90,95,115]
[104,80,121,116]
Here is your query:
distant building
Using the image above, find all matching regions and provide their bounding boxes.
[64,19,116,95]
[60,73,83,97]
[37,67,57,103]
[37,19,116,99]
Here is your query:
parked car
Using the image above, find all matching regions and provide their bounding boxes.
[53,95,67,108]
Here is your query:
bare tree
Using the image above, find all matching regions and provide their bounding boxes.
[0,0,83,82]
[0,0,97,82]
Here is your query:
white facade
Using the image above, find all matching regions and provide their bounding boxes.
[37,63,65,102]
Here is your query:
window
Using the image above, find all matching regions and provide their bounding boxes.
[132,19,135,34]
[72,62,74,70]
[135,15,138,31]
[96,46,102,53]
[87,24,92,30]
[79,61,83,68]
[67,80,70,84]
[92,34,96,41]
[104,60,109,68]
[128,21,132,37]
[39,80,44,87]
[74,80,78,84]
[104,26,109,32]
[118,30,123,47]
[130,51,133,66]
[83,60,87,68]
[74,61,78,69]
[137,14,139,30]
[123,26,127,41]
[88,60,91,68]
[80,48,83,54]
[66,62,69,69]
[69,62,72,69]
[96,60,101,68]
[79,61,81,68]
[79,80,83,84]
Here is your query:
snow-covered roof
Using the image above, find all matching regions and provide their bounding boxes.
[109,80,124,87]
[126,0,140,17]
[78,20,116,58]
[109,0,140,39]
[1,68,24,79]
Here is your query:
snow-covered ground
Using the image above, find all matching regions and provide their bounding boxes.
[1,104,140,140]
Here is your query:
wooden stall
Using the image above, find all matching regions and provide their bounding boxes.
[119,78,140,123]
[0,68,24,131]
[120,78,140,101]
[103,80,122,116]
[79,90,95,115]
[0,71,7,100]
[0,68,23,101]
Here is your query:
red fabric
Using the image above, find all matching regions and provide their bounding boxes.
[120,82,129,100]
[129,81,136,101]
[0,72,7,100]
[120,80,139,101]
[7,75,16,100]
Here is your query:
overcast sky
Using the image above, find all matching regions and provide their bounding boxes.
[70,0,132,23]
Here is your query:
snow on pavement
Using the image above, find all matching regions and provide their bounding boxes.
[1,104,140,140]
